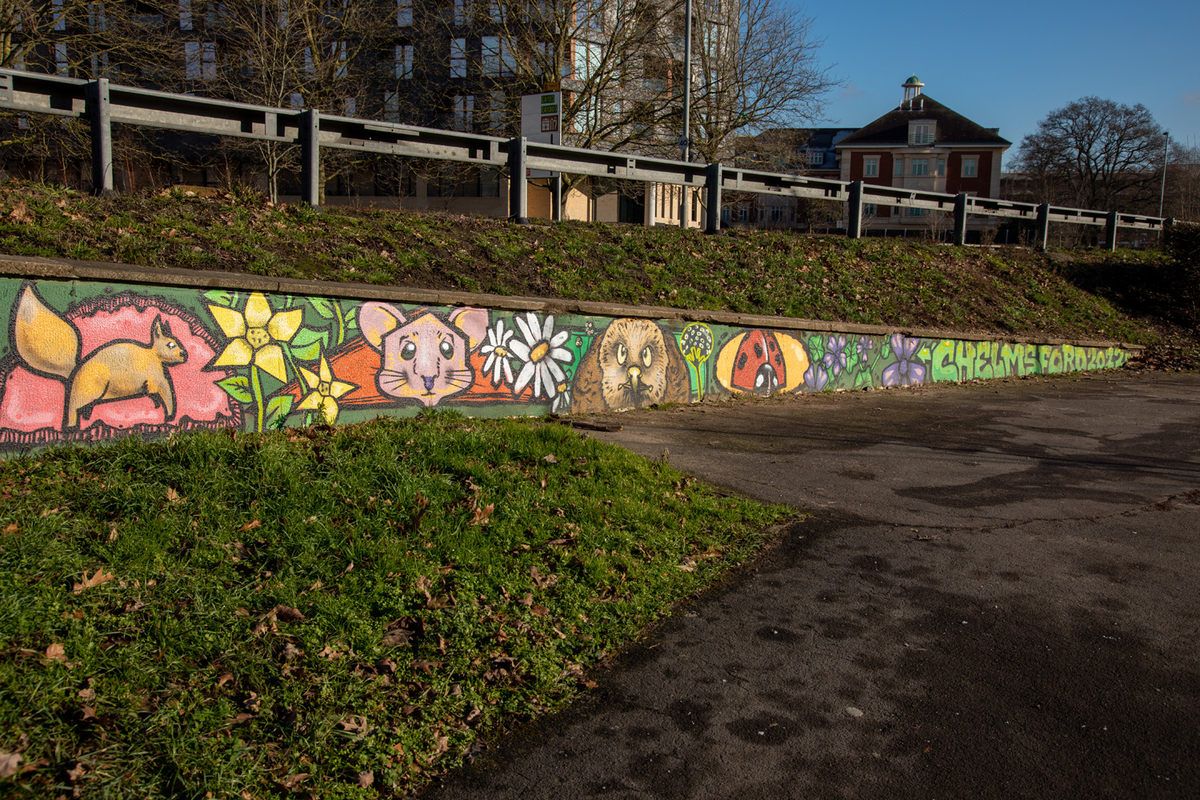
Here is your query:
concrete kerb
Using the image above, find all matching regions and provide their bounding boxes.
[0,253,1143,357]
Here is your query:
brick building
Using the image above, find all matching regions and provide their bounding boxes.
[836,75,1010,235]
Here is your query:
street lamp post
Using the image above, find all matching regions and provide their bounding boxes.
[679,0,693,228]
[1159,130,1170,219]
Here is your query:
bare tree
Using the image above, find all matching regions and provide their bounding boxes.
[1011,97,1168,213]
[688,0,839,165]
[182,0,388,202]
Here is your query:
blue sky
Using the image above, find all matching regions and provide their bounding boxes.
[796,0,1200,164]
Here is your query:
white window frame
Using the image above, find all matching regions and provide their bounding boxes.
[912,158,928,177]
[863,157,878,177]
[908,121,934,146]
[962,156,978,178]
[894,158,903,177]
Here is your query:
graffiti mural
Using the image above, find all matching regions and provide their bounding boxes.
[0,275,1131,451]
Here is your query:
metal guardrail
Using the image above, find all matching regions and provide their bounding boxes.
[0,68,1173,250]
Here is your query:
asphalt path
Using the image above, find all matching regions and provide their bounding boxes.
[419,372,1200,800]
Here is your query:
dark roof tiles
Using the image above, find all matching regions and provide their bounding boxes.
[836,94,1010,147]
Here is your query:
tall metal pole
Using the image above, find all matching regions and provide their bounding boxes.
[678,0,693,228]
[1159,130,1170,219]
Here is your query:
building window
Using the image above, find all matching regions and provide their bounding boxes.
[574,40,601,81]
[863,157,878,177]
[488,90,506,133]
[807,151,825,167]
[962,157,978,177]
[894,158,903,177]
[332,40,348,79]
[453,94,474,131]
[87,3,109,32]
[396,0,412,25]
[480,167,501,197]
[383,91,401,122]
[912,159,928,176]
[905,207,929,217]
[179,0,192,30]
[863,203,877,217]
[450,37,466,78]
[394,44,413,79]
[184,42,216,80]
[54,43,69,74]
[52,0,66,31]
[452,0,468,24]
[937,159,945,177]
[908,122,934,145]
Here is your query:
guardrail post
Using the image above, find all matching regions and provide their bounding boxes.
[953,193,968,246]
[1036,203,1050,251]
[1104,210,1118,252]
[551,174,562,222]
[507,137,529,224]
[86,79,114,196]
[300,109,320,209]
[705,163,722,234]
[846,181,863,239]
[644,181,657,227]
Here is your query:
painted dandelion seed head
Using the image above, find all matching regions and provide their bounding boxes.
[681,323,714,362]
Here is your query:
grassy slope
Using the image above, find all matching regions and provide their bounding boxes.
[0,416,790,798]
[1,180,1192,350]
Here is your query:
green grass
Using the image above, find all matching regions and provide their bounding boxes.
[0,414,792,798]
[2,179,1194,351]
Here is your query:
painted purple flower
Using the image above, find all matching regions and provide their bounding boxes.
[803,363,829,392]
[855,336,875,360]
[823,334,848,376]
[882,335,926,387]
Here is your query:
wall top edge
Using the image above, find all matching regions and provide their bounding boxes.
[0,253,1142,353]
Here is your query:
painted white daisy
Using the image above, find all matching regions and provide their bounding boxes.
[480,318,516,387]
[510,312,573,400]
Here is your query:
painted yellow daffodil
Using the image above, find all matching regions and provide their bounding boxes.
[209,293,303,382]
[296,355,356,425]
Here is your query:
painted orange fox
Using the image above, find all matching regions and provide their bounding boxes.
[13,285,189,428]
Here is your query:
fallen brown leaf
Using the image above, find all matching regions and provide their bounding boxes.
[272,605,305,623]
[0,752,21,779]
[239,519,262,532]
[3,522,17,534]
[530,605,550,617]
[277,772,310,789]
[165,487,182,504]
[471,503,494,526]
[73,567,116,594]
[357,770,374,788]
[44,643,67,662]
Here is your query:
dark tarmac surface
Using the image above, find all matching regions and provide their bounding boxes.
[419,372,1200,799]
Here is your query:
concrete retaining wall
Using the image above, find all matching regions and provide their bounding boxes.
[0,254,1136,452]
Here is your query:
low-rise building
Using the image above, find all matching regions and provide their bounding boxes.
[836,75,1011,237]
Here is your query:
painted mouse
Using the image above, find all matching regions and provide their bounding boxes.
[359,302,488,407]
